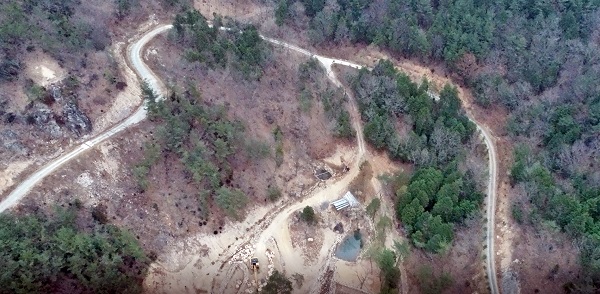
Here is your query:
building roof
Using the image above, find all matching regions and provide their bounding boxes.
[332,191,359,210]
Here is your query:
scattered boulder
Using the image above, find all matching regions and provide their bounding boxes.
[47,119,62,138]
[264,112,274,124]
[4,112,16,124]
[63,101,91,135]
[0,58,20,82]
[25,104,64,137]
[49,85,63,102]
[76,172,93,188]
[0,99,6,116]
[4,141,27,155]
[1,129,17,140]
[28,105,52,126]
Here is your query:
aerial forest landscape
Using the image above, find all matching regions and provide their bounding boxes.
[0,0,599,293]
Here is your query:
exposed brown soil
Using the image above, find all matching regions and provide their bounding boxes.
[335,282,370,294]
[194,0,270,23]
[503,216,580,293]
[3,2,584,293]
[347,162,375,203]
[403,219,488,293]
[14,25,352,271]
[145,31,343,198]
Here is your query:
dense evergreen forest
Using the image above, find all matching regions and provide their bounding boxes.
[350,60,484,253]
[278,0,600,290]
[0,208,150,294]
[172,10,268,79]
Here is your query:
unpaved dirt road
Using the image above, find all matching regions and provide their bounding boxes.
[0,25,170,213]
[479,120,499,294]
[429,91,500,293]
[0,22,499,294]
[267,37,499,294]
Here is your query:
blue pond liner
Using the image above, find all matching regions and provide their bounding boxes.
[335,235,361,262]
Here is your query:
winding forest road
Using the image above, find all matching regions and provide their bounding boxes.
[265,34,499,294]
[0,25,170,214]
[0,23,499,294]
[480,118,499,294]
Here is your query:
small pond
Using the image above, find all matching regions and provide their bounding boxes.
[335,231,363,262]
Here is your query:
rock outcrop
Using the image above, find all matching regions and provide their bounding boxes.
[62,101,91,136]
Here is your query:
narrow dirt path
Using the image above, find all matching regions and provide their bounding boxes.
[370,177,410,294]
[428,92,500,294]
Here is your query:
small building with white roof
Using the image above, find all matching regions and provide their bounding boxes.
[331,191,360,210]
